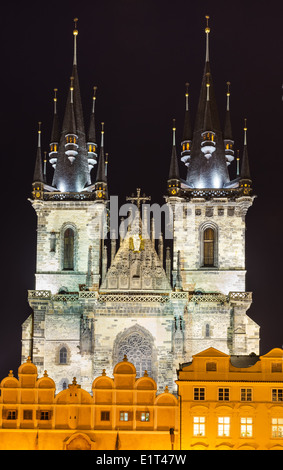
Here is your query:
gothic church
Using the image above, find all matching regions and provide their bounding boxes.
[22,19,260,393]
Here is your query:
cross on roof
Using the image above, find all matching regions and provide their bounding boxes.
[126,188,151,209]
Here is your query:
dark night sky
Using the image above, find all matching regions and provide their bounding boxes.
[0,0,282,380]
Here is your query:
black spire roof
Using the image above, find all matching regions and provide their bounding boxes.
[184,19,230,189]
[33,123,44,183]
[168,120,180,181]
[51,21,91,192]
[96,123,107,184]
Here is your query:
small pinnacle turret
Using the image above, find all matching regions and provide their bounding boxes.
[223,81,234,166]
[94,123,108,200]
[32,122,44,199]
[168,119,180,197]
[87,86,98,172]
[181,83,192,167]
[239,119,252,194]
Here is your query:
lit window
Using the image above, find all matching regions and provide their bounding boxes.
[194,388,205,401]
[193,416,205,436]
[140,412,150,422]
[218,417,230,437]
[218,388,230,401]
[241,388,252,401]
[272,389,283,402]
[120,412,129,422]
[186,142,190,150]
[272,418,283,438]
[240,417,253,437]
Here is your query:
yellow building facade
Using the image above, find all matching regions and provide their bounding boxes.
[0,356,178,450]
[177,347,283,450]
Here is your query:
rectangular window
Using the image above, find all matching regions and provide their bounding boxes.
[194,388,205,401]
[241,388,252,401]
[7,410,17,420]
[193,416,205,437]
[218,388,230,401]
[120,412,129,422]
[272,389,283,402]
[23,410,33,420]
[218,417,230,437]
[272,418,283,438]
[272,363,282,372]
[140,412,150,422]
[240,417,253,437]
[39,411,51,421]
[101,411,110,421]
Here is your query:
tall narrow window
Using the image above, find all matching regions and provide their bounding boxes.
[63,228,74,270]
[59,347,67,364]
[203,228,214,266]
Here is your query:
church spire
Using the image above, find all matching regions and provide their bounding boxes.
[239,119,252,194]
[181,83,192,167]
[168,119,180,197]
[51,18,91,192]
[184,16,230,189]
[32,122,44,200]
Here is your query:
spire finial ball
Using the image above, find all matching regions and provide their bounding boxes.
[205,15,210,33]
[73,18,78,36]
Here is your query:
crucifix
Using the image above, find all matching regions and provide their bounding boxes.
[126,188,151,209]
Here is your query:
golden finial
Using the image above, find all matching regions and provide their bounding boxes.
[73,18,78,36]
[38,122,42,133]
[185,82,189,97]
[8,370,13,377]
[43,370,48,377]
[93,86,97,99]
[244,118,247,131]
[123,354,128,362]
[72,377,77,385]
[172,118,176,131]
[54,88,58,102]
[102,369,106,376]
[205,15,210,34]
[70,76,74,91]
[101,122,105,134]
[226,81,231,97]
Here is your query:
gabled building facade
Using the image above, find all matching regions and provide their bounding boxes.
[22,18,259,395]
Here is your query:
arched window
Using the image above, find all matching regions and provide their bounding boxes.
[203,227,215,267]
[59,347,67,364]
[63,228,74,270]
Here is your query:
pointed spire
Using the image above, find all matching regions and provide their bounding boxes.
[240,118,251,180]
[33,122,44,183]
[96,122,106,183]
[168,119,180,180]
[168,119,180,196]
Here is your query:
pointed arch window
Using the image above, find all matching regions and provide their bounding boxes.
[63,228,74,270]
[203,227,215,267]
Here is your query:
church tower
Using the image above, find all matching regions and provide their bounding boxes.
[23,17,259,394]
[167,16,259,358]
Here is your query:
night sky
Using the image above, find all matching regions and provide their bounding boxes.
[0,0,282,380]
